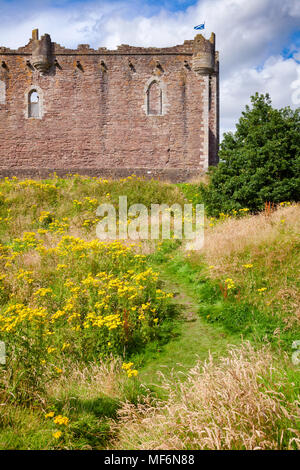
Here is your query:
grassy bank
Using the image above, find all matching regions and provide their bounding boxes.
[0,175,299,449]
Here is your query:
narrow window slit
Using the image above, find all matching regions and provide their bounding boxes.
[28,90,40,118]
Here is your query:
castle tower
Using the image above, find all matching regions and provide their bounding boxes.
[192,32,215,74]
[31,29,53,73]
[192,33,219,169]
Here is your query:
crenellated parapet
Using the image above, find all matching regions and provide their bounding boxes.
[0,30,196,56]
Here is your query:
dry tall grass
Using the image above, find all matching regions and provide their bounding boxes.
[46,357,124,402]
[202,204,300,264]
[190,203,300,321]
[112,342,300,450]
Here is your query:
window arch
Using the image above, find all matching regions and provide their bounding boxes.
[147,81,162,115]
[28,89,40,118]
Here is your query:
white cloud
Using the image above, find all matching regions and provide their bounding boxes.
[0,0,299,136]
[221,55,300,135]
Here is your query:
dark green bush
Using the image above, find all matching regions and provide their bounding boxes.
[200,93,300,216]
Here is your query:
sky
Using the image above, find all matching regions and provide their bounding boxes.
[0,0,299,137]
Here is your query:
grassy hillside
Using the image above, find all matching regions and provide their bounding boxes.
[165,203,300,349]
[0,175,299,450]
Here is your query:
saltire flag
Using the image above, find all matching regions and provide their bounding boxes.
[194,23,205,30]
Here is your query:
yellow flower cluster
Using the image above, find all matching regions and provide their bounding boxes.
[45,411,69,439]
[37,211,70,234]
[122,362,138,378]
[279,202,291,206]
[17,269,34,283]
[208,208,250,227]
[50,220,70,234]
[81,217,100,228]
[73,197,98,210]
[0,304,48,332]
[53,415,69,426]
[225,278,235,290]
[33,287,52,297]
[84,312,123,330]
[56,264,67,271]
[0,184,172,376]
[10,232,41,252]
[39,211,53,224]
[17,179,57,192]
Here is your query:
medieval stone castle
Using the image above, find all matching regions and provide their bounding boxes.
[0,29,219,181]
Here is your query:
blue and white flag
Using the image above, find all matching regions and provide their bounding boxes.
[194,23,205,30]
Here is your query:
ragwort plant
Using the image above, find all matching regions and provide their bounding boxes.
[0,175,177,402]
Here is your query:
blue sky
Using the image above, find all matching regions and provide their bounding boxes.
[2,0,199,12]
[0,0,299,135]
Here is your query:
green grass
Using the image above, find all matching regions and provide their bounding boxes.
[0,174,186,242]
[137,282,237,394]
[0,398,117,450]
[0,176,299,450]
[176,182,203,205]
[138,315,232,378]
[151,237,300,352]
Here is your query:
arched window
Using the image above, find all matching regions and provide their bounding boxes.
[28,90,40,118]
[147,81,162,115]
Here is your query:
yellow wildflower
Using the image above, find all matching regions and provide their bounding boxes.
[53,415,69,426]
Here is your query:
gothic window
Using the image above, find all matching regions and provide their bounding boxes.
[147,81,162,115]
[28,89,40,118]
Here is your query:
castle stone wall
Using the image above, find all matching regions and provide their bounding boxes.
[0,30,219,181]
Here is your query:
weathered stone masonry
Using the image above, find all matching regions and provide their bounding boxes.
[0,29,219,182]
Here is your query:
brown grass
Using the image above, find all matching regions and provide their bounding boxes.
[112,342,300,450]
[46,357,124,402]
[201,204,300,265]
[185,204,300,320]
[186,174,209,185]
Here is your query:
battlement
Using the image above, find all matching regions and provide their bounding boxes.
[0,29,214,57]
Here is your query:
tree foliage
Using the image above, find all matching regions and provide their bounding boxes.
[200,93,300,216]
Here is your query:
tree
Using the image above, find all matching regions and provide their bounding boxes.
[200,93,300,216]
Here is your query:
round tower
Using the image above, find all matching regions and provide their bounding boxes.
[31,29,52,74]
[192,32,215,75]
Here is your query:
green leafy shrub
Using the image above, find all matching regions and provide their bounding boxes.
[200,93,300,216]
